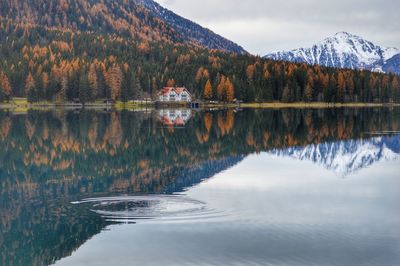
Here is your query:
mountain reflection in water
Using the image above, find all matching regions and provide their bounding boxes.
[0,108,399,266]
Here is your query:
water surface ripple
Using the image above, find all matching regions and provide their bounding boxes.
[72,195,226,223]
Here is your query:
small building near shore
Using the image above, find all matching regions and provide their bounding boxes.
[104,99,115,105]
[158,87,192,102]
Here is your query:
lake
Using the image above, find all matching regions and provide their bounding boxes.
[0,108,399,266]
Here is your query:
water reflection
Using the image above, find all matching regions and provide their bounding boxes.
[272,135,400,176]
[158,109,192,126]
[0,108,399,266]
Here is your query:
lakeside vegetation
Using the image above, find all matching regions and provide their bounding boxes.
[1,98,398,112]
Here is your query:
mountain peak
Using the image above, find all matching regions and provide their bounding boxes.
[264,32,400,74]
[329,32,363,43]
[334,31,356,38]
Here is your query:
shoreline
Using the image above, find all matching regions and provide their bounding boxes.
[0,101,399,111]
[235,102,400,109]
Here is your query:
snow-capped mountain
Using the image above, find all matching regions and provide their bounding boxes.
[264,32,400,74]
[271,134,400,176]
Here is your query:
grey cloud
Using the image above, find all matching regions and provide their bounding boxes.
[155,0,400,55]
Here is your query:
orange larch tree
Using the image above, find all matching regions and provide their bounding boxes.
[25,72,36,102]
[304,70,314,102]
[337,72,346,102]
[203,79,213,101]
[166,78,175,87]
[391,77,399,102]
[106,65,123,101]
[0,71,12,100]
[225,78,235,103]
[217,75,226,101]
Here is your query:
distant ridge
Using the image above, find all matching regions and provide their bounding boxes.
[264,32,400,74]
[136,0,247,54]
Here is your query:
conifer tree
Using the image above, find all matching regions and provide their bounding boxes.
[225,78,235,103]
[79,70,90,104]
[304,83,313,102]
[106,65,123,101]
[217,76,226,102]
[337,72,346,102]
[0,71,12,101]
[25,73,36,103]
[88,64,98,100]
[303,70,314,102]
[391,77,399,102]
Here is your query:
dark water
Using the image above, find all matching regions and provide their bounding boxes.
[0,108,399,266]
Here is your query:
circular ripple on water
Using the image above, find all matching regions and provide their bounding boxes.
[71,195,224,223]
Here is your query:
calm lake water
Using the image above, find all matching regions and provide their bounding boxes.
[1,108,400,266]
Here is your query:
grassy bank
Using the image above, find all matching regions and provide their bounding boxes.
[198,102,400,109]
[237,102,400,109]
[1,99,399,110]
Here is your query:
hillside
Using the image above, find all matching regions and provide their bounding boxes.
[136,0,246,54]
[0,0,246,54]
[0,2,399,104]
[264,32,400,74]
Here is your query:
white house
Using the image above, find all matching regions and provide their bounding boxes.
[158,87,192,102]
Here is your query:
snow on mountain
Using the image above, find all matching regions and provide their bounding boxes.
[270,134,400,176]
[264,32,400,74]
[382,47,399,61]
[382,54,400,74]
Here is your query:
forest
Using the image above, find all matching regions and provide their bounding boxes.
[0,21,399,104]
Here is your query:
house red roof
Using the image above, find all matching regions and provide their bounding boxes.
[161,87,174,96]
[160,87,190,96]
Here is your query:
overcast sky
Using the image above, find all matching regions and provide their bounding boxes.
[155,0,400,55]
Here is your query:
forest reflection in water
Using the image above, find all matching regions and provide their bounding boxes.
[0,107,399,266]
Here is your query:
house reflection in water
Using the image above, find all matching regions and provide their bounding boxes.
[158,109,193,126]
